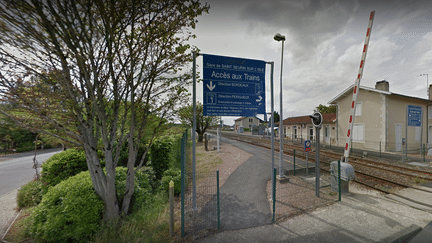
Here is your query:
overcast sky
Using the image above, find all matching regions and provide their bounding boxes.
[187,0,432,125]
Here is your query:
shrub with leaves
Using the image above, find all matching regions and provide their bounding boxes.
[29,171,104,243]
[114,167,153,214]
[161,168,181,195]
[17,180,44,209]
[150,137,173,180]
[41,148,87,188]
[29,167,153,242]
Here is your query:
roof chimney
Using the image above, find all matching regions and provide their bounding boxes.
[375,80,389,92]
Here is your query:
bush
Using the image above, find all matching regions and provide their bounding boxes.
[29,171,104,243]
[29,167,154,242]
[150,137,172,180]
[41,148,87,188]
[17,180,44,209]
[114,167,153,214]
[161,168,181,195]
[150,134,183,180]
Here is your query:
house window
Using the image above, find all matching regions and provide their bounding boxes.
[284,127,286,134]
[355,102,362,116]
[352,124,364,142]
[249,118,253,123]
[293,126,297,139]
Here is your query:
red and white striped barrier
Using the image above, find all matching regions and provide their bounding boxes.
[343,11,375,163]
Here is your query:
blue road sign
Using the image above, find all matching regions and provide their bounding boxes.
[203,54,266,116]
[407,105,422,127]
[304,140,311,152]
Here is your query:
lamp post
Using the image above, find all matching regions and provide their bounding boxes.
[421,74,429,99]
[274,33,285,178]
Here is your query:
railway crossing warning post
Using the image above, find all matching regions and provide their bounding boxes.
[304,140,311,176]
[310,111,322,197]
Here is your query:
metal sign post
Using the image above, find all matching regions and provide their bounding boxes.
[310,112,322,198]
[304,140,311,176]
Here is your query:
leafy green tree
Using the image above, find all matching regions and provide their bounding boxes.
[0,0,209,220]
[178,102,219,142]
[271,111,280,123]
[315,104,337,114]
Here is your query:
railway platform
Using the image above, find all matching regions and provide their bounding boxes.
[197,135,432,243]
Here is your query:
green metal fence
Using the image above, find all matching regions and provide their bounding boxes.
[180,130,220,237]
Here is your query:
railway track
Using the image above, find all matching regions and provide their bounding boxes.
[216,131,432,194]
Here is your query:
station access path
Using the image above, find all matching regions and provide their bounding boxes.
[214,136,305,231]
[197,136,432,243]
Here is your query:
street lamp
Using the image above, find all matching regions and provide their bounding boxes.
[421,74,429,99]
[274,33,286,178]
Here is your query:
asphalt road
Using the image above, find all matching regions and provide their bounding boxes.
[0,148,62,198]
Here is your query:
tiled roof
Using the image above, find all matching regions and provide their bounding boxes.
[275,113,336,126]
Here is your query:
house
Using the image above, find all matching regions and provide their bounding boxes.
[234,116,263,131]
[329,80,432,152]
[276,113,337,144]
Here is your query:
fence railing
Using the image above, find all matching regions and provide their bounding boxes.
[180,130,220,238]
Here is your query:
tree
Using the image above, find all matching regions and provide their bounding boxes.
[178,102,219,142]
[0,0,209,220]
[272,111,280,123]
[315,104,337,114]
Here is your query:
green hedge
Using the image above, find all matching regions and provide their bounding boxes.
[161,168,181,195]
[150,134,182,180]
[29,171,104,243]
[29,167,153,242]
[41,148,87,188]
[17,180,44,209]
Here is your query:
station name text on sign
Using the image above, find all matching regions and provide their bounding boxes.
[203,54,266,117]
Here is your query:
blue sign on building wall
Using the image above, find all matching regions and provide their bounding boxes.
[203,54,266,117]
[407,105,422,127]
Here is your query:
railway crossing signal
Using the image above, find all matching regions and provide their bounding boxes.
[310,112,323,128]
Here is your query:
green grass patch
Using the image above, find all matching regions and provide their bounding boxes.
[91,192,171,243]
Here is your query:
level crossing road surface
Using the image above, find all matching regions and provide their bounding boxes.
[0,148,62,238]
[216,136,308,231]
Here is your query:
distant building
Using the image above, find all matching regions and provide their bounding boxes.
[234,116,263,131]
[277,113,337,144]
[329,80,432,152]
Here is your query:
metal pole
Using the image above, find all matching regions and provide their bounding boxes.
[269,61,275,196]
[192,52,197,209]
[406,105,408,160]
[272,167,276,223]
[217,170,220,230]
[293,149,296,176]
[279,39,285,177]
[306,151,309,176]
[338,160,341,201]
[316,126,320,197]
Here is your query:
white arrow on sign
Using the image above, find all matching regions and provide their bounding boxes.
[256,95,262,102]
[207,81,216,91]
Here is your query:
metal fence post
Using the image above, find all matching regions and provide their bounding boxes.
[272,167,276,223]
[338,160,341,201]
[181,131,186,237]
[293,149,296,176]
[217,170,220,230]
[169,180,174,237]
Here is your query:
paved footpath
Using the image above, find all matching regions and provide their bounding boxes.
[197,137,432,243]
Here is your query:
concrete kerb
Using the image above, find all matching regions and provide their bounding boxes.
[0,188,19,241]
